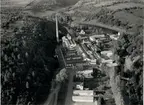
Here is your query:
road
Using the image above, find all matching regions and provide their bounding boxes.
[64,67,75,105]
[76,20,134,35]
[43,84,61,105]
[55,46,76,105]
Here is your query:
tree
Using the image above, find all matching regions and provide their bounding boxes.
[56,68,68,83]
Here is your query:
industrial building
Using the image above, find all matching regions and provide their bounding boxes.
[62,34,76,49]
[72,90,94,102]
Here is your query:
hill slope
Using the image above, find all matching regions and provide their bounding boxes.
[1,16,67,105]
[26,0,79,12]
[64,0,144,33]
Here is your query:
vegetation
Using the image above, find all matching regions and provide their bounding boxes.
[1,17,67,105]
[67,0,144,33]
[1,6,23,29]
[113,33,143,105]
[55,68,68,83]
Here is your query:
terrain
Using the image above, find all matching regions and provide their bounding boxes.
[1,15,68,105]
[64,1,143,105]
[1,0,143,105]
[1,0,68,105]
[61,0,144,33]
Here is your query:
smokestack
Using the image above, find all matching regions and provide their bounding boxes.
[56,14,59,43]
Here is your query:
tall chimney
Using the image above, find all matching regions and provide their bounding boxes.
[56,14,59,43]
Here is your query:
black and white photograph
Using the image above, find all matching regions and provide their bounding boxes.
[1,0,143,105]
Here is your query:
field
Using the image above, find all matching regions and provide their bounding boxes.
[125,8,144,18]
[1,0,34,7]
[71,0,134,10]
[1,0,34,30]
[107,2,144,10]
[113,11,143,26]
[65,0,144,33]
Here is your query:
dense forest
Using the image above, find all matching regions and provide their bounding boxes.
[1,17,67,105]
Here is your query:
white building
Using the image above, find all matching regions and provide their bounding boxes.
[72,102,95,105]
[62,36,70,48]
[109,35,119,40]
[106,63,118,67]
[72,96,94,102]
[73,90,93,96]
[79,30,85,35]
[62,35,76,49]
[109,32,121,40]
[90,59,96,65]
[118,32,121,36]
[75,82,84,90]
[72,90,94,102]
[76,70,93,79]
[89,37,95,42]
[67,34,72,40]
[101,50,113,58]
[89,34,105,39]
[101,59,113,64]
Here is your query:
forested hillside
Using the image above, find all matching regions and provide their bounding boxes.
[1,17,67,105]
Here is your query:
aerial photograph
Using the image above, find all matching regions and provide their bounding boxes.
[1,0,143,105]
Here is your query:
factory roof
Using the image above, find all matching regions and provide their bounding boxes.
[90,34,105,38]
[73,90,93,96]
[72,96,94,103]
[72,102,95,105]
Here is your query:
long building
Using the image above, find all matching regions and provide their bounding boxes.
[62,34,76,49]
[72,96,94,102]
